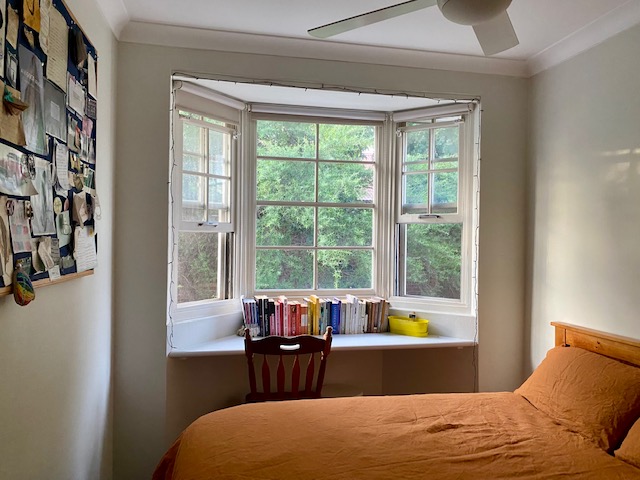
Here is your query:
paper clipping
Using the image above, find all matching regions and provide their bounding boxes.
[73,225,96,272]
[30,157,56,235]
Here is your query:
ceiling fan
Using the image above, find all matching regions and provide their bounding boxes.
[308,0,519,56]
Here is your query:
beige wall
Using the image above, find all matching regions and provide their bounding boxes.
[115,42,527,479]
[0,1,117,479]
[527,25,640,372]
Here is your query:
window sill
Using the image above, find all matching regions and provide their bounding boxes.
[168,332,475,358]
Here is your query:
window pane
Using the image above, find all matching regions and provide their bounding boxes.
[318,249,372,289]
[318,208,372,247]
[183,154,204,173]
[177,231,218,303]
[318,124,375,161]
[257,159,315,202]
[183,123,203,154]
[257,121,316,159]
[434,127,458,159]
[256,206,314,246]
[255,249,313,289]
[209,129,229,175]
[404,223,462,299]
[208,178,229,223]
[406,130,429,162]
[182,174,206,223]
[404,161,429,173]
[432,172,458,214]
[403,173,428,212]
[318,163,374,203]
[433,159,458,170]
[204,117,226,127]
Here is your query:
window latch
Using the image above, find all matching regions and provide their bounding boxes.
[418,214,441,219]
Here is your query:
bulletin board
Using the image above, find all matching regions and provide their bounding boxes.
[0,0,98,296]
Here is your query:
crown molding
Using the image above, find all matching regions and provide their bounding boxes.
[94,0,130,38]
[527,0,640,77]
[113,2,640,79]
[120,21,529,78]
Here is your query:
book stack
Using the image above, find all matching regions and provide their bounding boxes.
[241,295,389,337]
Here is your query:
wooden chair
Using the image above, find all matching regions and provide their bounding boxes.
[244,327,333,402]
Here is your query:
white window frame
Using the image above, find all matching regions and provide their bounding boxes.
[169,88,478,325]
[169,106,239,323]
[389,107,477,315]
[244,112,383,298]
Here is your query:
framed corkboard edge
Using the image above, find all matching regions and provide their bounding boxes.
[0,269,93,297]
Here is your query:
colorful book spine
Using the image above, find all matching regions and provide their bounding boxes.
[300,303,308,334]
[331,298,341,334]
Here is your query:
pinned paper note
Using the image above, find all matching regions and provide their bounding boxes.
[48,265,61,280]
[8,199,34,253]
[19,45,47,155]
[39,0,52,55]
[44,80,67,140]
[55,210,71,247]
[88,55,97,99]
[6,8,19,48]
[45,6,68,92]
[73,191,89,224]
[54,141,70,194]
[67,74,85,116]
[0,196,13,285]
[0,146,37,196]
[73,225,97,272]
[23,0,41,32]
[30,157,56,235]
[1,84,28,146]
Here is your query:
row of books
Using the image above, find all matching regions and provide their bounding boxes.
[241,295,390,337]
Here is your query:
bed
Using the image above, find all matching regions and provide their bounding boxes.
[153,323,640,479]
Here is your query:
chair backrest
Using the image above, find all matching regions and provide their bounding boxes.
[244,327,333,403]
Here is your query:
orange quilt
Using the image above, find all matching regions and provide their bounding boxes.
[153,392,640,480]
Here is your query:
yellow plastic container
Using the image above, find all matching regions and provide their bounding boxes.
[388,316,429,337]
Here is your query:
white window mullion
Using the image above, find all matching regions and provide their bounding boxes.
[239,114,256,297]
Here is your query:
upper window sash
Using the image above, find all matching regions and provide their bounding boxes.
[176,113,237,234]
[396,118,466,224]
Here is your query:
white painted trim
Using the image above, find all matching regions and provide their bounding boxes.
[120,21,529,78]
[527,0,640,77]
[110,2,639,79]
[179,82,247,110]
[169,332,474,357]
[94,0,130,38]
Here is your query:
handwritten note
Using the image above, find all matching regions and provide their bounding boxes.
[46,6,68,92]
[39,0,52,55]
[67,74,85,115]
[55,141,70,192]
[74,226,97,272]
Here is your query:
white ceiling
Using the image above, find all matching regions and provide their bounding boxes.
[187,79,460,111]
[99,0,640,76]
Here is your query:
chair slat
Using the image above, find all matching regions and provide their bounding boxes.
[277,355,285,397]
[261,355,270,394]
[304,353,315,394]
[292,355,300,394]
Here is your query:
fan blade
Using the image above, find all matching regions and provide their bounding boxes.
[308,0,437,39]
[472,11,519,56]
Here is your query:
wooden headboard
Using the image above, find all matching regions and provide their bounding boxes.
[552,322,640,367]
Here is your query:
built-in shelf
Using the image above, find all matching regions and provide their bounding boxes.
[0,270,93,297]
[168,332,475,358]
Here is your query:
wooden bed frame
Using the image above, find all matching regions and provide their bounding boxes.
[553,322,640,367]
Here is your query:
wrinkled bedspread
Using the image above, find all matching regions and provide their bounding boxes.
[153,392,640,479]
